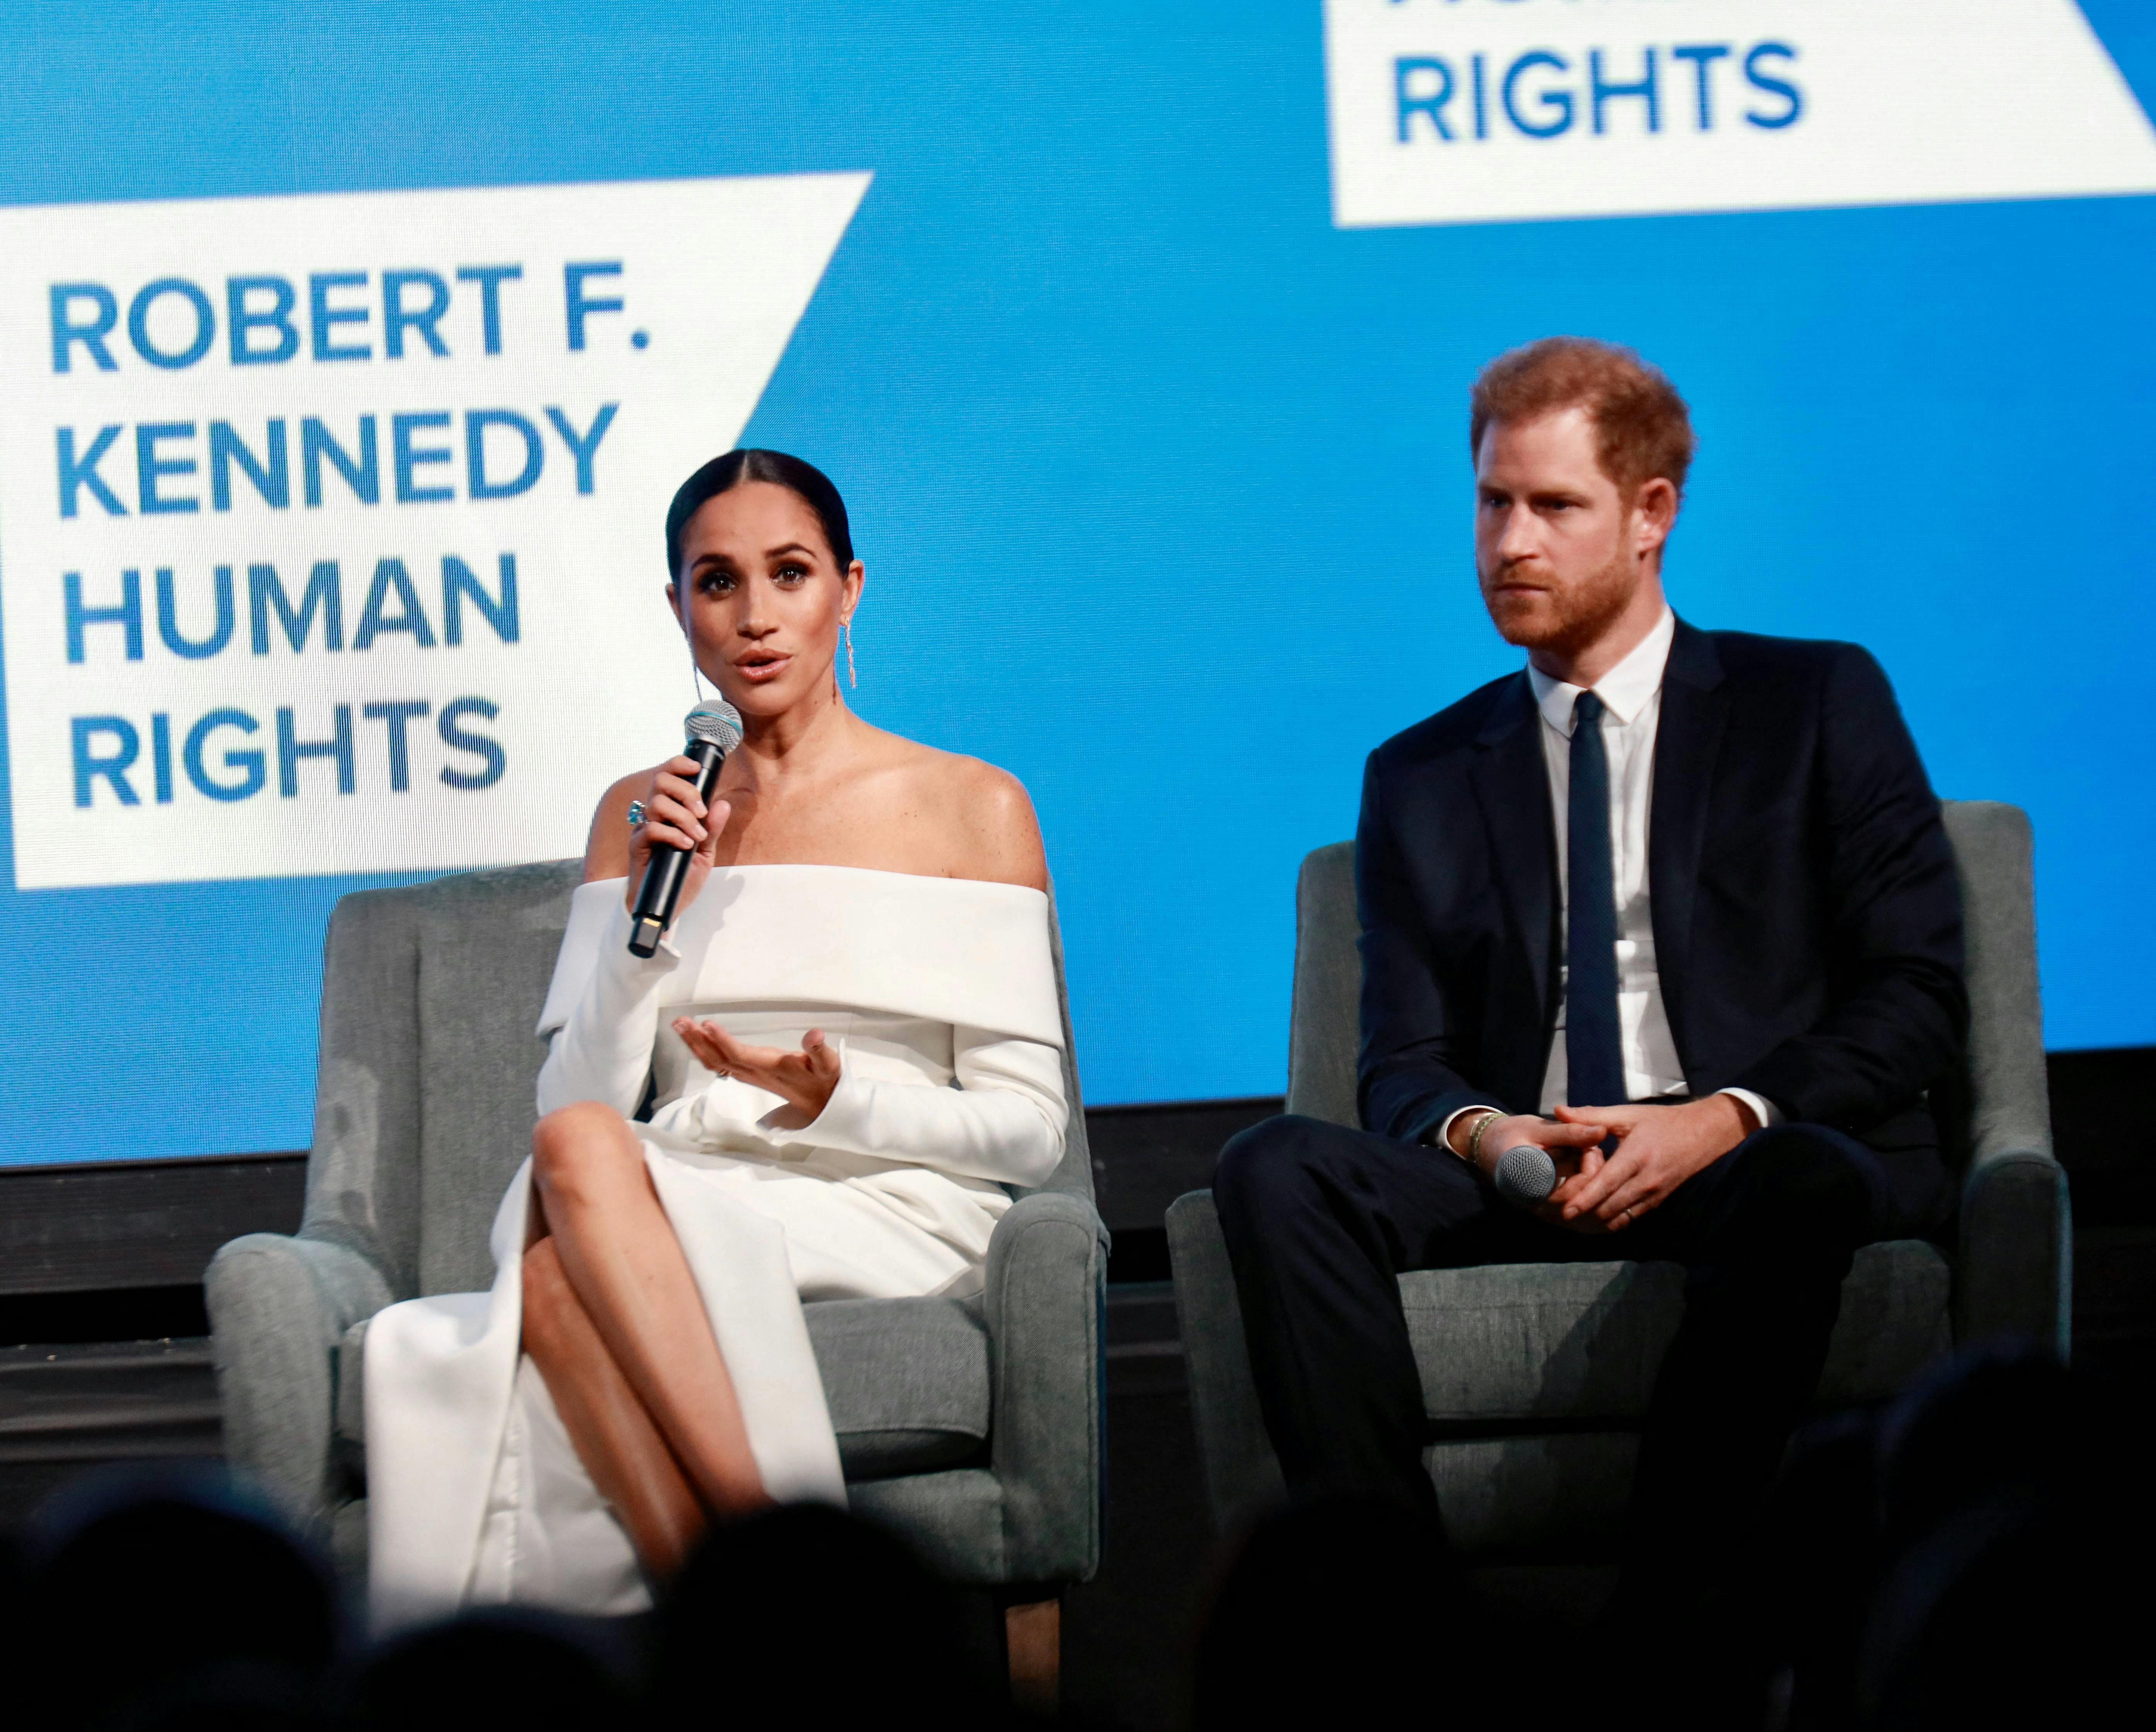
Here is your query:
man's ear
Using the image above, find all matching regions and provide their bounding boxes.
[1633,477,1679,558]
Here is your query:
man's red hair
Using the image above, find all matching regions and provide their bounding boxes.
[1469,337,1694,497]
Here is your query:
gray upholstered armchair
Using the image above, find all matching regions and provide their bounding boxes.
[1167,801,2067,1604]
[207,860,1105,1689]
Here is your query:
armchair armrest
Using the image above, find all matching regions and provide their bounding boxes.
[1956,1133,2071,1357]
[982,1189,1109,1585]
[205,1231,397,1529]
[1943,798,2070,1356]
[1165,1188,1284,1533]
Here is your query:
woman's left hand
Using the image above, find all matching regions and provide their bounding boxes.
[673,1020,841,1131]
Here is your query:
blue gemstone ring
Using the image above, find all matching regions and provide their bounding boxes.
[626,800,647,827]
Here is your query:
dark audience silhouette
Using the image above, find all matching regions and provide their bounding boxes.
[6,1462,338,1731]
[0,1351,2140,1732]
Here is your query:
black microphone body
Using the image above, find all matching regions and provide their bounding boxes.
[628,703,743,957]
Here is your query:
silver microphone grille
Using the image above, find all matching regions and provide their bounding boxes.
[684,700,743,754]
[1494,1143,1558,1205]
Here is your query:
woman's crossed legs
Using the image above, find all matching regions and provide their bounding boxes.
[520,1100,770,1579]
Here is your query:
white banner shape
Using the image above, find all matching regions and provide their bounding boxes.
[1326,0,2156,228]
[0,173,868,889]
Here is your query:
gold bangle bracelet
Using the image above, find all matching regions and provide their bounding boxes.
[1462,1109,1504,1164]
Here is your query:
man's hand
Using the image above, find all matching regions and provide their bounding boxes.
[1550,1095,1757,1231]
[1447,1111,1609,1226]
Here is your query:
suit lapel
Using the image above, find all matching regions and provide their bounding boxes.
[1649,619,1730,1072]
[1470,673,1560,1033]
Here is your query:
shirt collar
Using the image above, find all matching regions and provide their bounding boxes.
[1527,606,1677,735]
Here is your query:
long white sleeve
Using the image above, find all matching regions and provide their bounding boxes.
[529,868,1071,1187]
[535,894,675,1118]
[788,1025,1068,1189]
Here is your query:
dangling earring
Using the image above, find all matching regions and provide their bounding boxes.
[844,617,858,689]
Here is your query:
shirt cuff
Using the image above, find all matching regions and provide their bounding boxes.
[1433,1103,1504,1155]
[771,1061,865,1146]
[1714,1087,1782,1133]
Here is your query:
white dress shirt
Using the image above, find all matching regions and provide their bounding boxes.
[1440,607,1779,1147]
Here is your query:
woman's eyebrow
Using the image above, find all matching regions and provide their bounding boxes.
[764,542,815,560]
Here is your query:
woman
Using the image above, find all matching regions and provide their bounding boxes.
[364,451,1066,1628]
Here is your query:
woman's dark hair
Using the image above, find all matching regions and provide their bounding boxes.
[664,449,854,579]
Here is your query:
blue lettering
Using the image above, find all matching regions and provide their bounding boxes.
[155,565,235,660]
[56,425,128,518]
[64,570,143,664]
[152,712,174,804]
[1744,42,1802,130]
[186,709,266,802]
[393,412,454,503]
[544,404,617,495]
[127,278,215,370]
[438,696,506,790]
[466,410,544,499]
[456,265,522,355]
[210,420,290,511]
[1590,46,1658,135]
[443,554,520,646]
[276,705,356,797]
[249,561,344,655]
[384,270,452,358]
[1395,57,1455,143]
[302,416,380,507]
[363,700,430,792]
[50,284,119,373]
[1503,51,1573,139]
[72,716,141,807]
[227,276,300,365]
[309,271,371,361]
[353,558,438,649]
[136,421,199,515]
[1472,53,1489,140]
[1671,44,1731,131]
[563,262,624,352]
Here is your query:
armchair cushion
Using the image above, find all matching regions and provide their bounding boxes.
[1169,1188,1954,1541]
[1403,1240,1950,1427]
[333,1295,995,1483]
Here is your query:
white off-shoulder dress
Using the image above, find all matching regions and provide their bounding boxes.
[363,865,1068,1630]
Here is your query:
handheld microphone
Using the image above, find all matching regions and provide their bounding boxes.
[1493,1143,1558,1206]
[627,700,744,957]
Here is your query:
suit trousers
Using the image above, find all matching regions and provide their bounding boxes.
[1213,1113,1948,1597]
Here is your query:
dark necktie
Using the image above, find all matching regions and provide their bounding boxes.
[1566,690,1626,1108]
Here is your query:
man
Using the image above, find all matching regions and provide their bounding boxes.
[1215,338,1965,1616]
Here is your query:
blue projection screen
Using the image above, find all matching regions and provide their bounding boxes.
[0,1,2151,1167]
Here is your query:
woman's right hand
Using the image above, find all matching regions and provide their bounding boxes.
[625,754,732,917]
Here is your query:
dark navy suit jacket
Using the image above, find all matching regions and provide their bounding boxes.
[1354,619,1968,1161]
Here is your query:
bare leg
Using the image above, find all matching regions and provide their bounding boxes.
[528,1101,770,1514]
[522,1234,708,1578]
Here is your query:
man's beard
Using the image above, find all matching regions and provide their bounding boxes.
[1482,543,1635,659]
